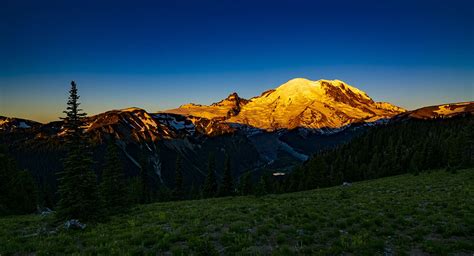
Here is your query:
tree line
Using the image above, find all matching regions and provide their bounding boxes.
[284,116,474,192]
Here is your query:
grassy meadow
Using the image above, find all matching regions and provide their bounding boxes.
[1,169,473,255]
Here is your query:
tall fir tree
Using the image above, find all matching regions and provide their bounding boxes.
[56,81,100,221]
[238,171,253,195]
[99,142,127,213]
[409,151,421,176]
[447,137,461,173]
[188,182,201,200]
[311,156,329,188]
[202,153,218,198]
[330,166,344,186]
[126,177,143,205]
[254,176,267,197]
[139,157,152,204]
[0,145,37,215]
[172,155,184,200]
[219,154,234,196]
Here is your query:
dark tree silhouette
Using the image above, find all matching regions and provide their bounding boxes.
[219,154,234,196]
[172,155,184,200]
[238,171,253,196]
[254,176,267,197]
[202,153,218,198]
[99,142,127,213]
[0,145,37,215]
[138,157,152,204]
[56,81,100,221]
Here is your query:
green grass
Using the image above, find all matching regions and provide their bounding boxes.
[1,169,473,255]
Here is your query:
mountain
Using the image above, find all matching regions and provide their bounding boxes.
[0,116,41,132]
[1,78,472,189]
[166,78,406,131]
[395,102,474,120]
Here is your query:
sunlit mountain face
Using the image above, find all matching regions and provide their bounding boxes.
[166,78,406,131]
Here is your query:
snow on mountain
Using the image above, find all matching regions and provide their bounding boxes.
[229,78,405,130]
[165,78,406,131]
[164,92,249,119]
[0,116,40,131]
[153,113,196,134]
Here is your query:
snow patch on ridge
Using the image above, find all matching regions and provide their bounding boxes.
[18,122,31,128]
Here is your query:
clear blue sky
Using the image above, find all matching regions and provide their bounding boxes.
[1,0,473,123]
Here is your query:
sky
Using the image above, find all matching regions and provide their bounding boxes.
[1,0,473,123]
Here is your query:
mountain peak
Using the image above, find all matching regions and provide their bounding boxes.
[212,92,248,105]
[226,92,240,100]
[227,78,405,130]
[272,78,372,104]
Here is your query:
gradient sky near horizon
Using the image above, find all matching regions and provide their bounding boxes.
[1,0,473,123]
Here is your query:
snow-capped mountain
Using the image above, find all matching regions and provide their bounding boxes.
[0,116,41,132]
[166,78,406,131]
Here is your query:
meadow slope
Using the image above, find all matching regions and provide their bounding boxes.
[1,169,473,255]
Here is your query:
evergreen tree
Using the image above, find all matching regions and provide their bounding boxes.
[127,177,143,205]
[409,151,421,176]
[56,81,100,221]
[202,153,218,198]
[458,125,472,168]
[254,176,267,197]
[238,171,253,195]
[172,155,184,200]
[312,156,329,188]
[330,167,344,186]
[0,145,16,215]
[38,179,55,210]
[219,154,234,196]
[447,137,461,173]
[467,120,474,167]
[188,182,200,200]
[0,145,37,215]
[367,154,379,179]
[10,170,38,214]
[99,142,127,213]
[157,185,172,202]
[139,157,152,204]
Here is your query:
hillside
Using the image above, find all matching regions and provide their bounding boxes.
[1,169,473,255]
